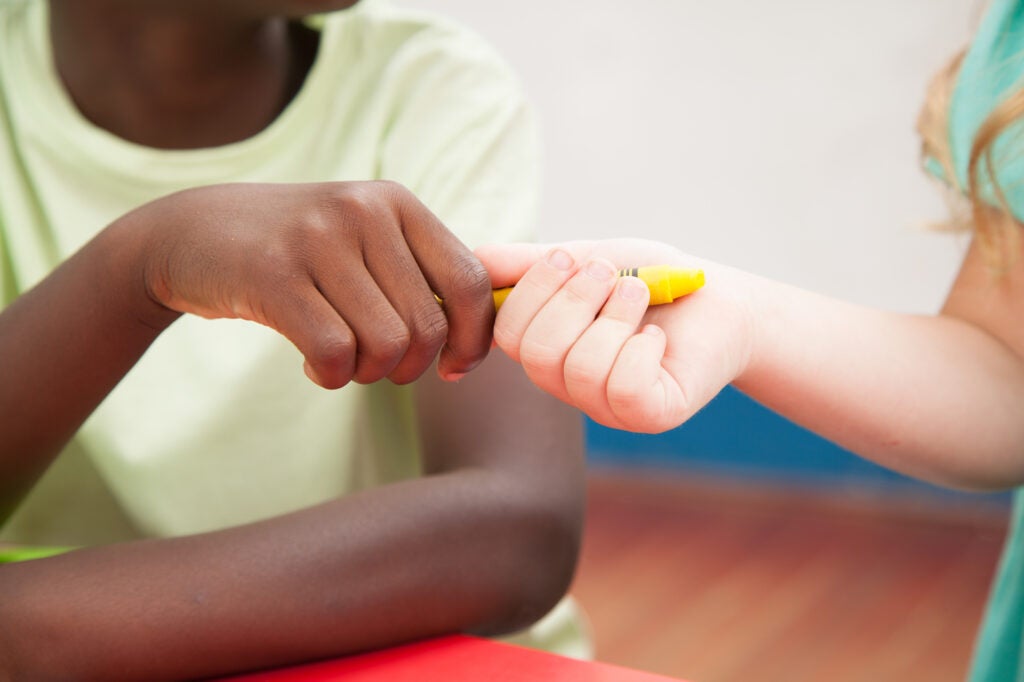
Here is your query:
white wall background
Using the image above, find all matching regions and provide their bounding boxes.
[417,0,982,313]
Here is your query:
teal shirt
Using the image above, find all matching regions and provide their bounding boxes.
[948,1,1024,680]
[973,497,1024,681]
[949,0,1024,219]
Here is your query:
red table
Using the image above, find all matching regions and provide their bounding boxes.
[219,635,684,681]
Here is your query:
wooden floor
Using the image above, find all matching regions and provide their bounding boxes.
[569,471,1010,682]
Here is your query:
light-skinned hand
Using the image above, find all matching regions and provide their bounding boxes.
[476,239,754,433]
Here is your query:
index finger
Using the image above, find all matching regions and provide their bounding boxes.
[474,242,551,289]
[394,188,494,380]
[476,240,604,290]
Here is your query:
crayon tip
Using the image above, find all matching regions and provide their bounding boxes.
[641,265,705,305]
[668,267,705,298]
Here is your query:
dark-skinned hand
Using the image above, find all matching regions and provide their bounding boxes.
[132,181,494,387]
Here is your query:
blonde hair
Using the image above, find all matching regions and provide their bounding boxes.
[918,49,1022,271]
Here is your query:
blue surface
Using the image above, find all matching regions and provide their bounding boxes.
[585,386,1009,502]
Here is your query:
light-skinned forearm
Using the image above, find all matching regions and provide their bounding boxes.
[735,270,1024,490]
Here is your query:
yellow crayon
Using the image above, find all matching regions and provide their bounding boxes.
[492,265,705,310]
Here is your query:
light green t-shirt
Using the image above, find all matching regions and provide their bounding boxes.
[0,0,589,658]
[942,1,1024,679]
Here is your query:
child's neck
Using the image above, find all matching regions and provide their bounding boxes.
[48,4,319,150]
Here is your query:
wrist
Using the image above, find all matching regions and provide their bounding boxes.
[731,269,807,394]
[100,208,182,334]
[716,264,768,388]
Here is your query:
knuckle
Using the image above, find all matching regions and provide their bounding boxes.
[363,322,411,367]
[492,325,520,357]
[563,278,602,306]
[308,331,356,369]
[607,380,645,412]
[387,355,433,385]
[373,179,409,200]
[336,194,376,227]
[373,180,417,217]
[283,215,334,262]
[606,383,679,435]
[315,368,353,391]
[407,304,449,352]
[306,332,356,388]
[321,183,391,231]
[519,338,566,372]
[386,367,421,386]
[445,254,492,303]
[562,351,602,389]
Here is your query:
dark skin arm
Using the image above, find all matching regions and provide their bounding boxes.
[0,181,493,518]
[2,5,585,677]
[0,182,584,680]
[0,210,178,520]
[0,353,583,680]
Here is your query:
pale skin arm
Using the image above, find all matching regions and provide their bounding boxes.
[476,229,1024,491]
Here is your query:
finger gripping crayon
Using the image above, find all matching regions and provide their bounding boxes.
[491,265,705,310]
[618,265,705,305]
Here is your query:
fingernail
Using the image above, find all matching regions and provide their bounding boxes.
[442,372,467,383]
[584,259,615,281]
[642,324,663,337]
[618,277,649,300]
[546,248,574,271]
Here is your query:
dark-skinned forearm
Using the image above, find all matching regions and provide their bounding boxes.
[0,467,579,681]
[0,213,180,517]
